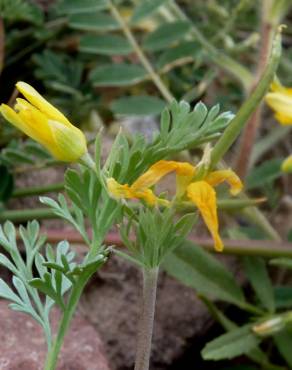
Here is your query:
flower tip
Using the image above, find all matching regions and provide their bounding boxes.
[230,187,242,196]
[214,236,224,252]
[15,81,39,98]
[16,81,28,91]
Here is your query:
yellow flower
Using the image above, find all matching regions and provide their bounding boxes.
[281,155,292,173]
[265,80,292,176]
[107,160,243,252]
[265,80,292,125]
[0,82,87,162]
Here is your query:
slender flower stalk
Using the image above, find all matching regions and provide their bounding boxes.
[134,267,159,370]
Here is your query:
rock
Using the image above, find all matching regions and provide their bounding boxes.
[80,256,220,370]
[118,116,159,141]
[0,300,110,370]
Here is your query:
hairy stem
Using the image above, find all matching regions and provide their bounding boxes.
[134,267,159,370]
[107,0,174,103]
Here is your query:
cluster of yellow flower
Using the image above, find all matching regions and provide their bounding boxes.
[0,81,290,254]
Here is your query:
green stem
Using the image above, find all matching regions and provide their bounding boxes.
[0,198,260,223]
[0,208,58,222]
[179,198,265,212]
[13,159,62,174]
[199,239,292,258]
[169,1,253,90]
[107,0,174,103]
[44,276,88,370]
[210,27,282,168]
[242,206,281,241]
[12,183,64,198]
[79,152,96,171]
[134,267,159,370]
[235,1,276,178]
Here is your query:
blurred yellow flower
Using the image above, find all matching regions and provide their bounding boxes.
[107,160,243,252]
[266,80,292,125]
[0,82,87,162]
[266,80,292,174]
[281,155,292,173]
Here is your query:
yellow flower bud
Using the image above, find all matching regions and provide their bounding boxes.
[0,82,87,162]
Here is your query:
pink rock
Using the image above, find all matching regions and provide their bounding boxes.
[0,300,110,370]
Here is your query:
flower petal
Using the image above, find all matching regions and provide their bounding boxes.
[187,181,223,252]
[48,120,87,161]
[16,82,71,126]
[265,92,292,125]
[0,103,54,150]
[0,103,28,133]
[205,169,243,195]
[132,160,195,192]
[107,177,165,206]
[16,102,55,147]
[270,80,292,96]
[107,178,133,199]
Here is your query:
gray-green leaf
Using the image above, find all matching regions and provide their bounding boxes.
[202,325,260,360]
[90,64,147,87]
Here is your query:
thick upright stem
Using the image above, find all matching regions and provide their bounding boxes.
[134,267,159,370]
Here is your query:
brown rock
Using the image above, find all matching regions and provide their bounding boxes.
[80,256,214,370]
[0,300,110,370]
